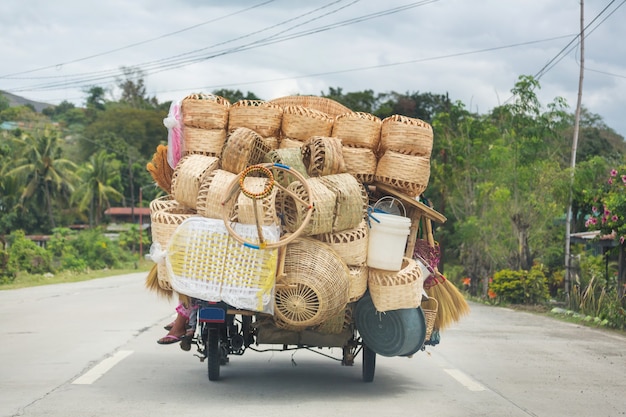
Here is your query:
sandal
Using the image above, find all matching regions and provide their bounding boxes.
[163,321,175,331]
[179,329,195,352]
[157,334,184,345]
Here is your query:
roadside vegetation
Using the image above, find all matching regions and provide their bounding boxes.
[1,68,624,330]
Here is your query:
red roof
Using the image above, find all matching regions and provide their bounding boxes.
[105,207,151,216]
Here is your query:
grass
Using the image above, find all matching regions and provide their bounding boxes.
[0,260,153,290]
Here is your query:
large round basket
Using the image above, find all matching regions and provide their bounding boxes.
[228,100,283,137]
[280,105,334,141]
[220,127,271,175]
[151,203,199,290]
[368,257,424,312]
[354,292,426,357]
[315,219,368,266]
[149,195,177,213]
[280,177,336,236]
[375,150,430,197]
[341,146,377,184]
[347,264,368,302]
[332,112,382,149]
[264,148,309,187]
[181,93,231,130]
[269,95,351,118]
[196,169,237,219]
[274,237,350,329]
[380,114,433,157]
[170,154,220,209]
[182,126,227,157]
[301,136,346,177]
[319,173,368,232]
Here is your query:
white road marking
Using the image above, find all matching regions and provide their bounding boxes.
[444,368,487,392]
[72,350,134,385]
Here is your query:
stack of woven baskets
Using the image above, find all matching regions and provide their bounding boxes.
[149,93,435,335]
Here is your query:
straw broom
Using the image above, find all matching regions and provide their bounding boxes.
[144,263,174,299]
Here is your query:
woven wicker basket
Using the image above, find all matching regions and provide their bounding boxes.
[375,150,431,197]
[421,297,438,341]
[182,126,227,157]
[196,169,237,219]
[263,148,309,187]
[332,112,382,149]
[368,257,424,312]
[341,146,377,184]
[315,219,368,266]
[278,137,304,149]
[151,203,198,290]
[220,127,271,174]
[234,176,279,226]
[301,136,346,177]
[319,173,368,232]
[274,237,349,329]
[170,154,220,209]
[380,114,433,157]
[347,264,368,302]
[149,195,177,213]
[314,304,353,335]
[261,136,280,150]
[269,95,351,118]
[181,93,231,130]
[280,177,336,236]
[228,100,283,137]
[280,105,334,141]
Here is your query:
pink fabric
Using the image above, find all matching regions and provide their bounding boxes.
[164,101,182,169]
[175,302,192,319]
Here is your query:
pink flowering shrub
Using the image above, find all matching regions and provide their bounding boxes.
[585,166,626,244]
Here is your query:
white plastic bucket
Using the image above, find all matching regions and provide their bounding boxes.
[367,212,411,271]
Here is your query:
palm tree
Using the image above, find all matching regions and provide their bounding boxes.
[73,150,124,226]
[5,128,78,230]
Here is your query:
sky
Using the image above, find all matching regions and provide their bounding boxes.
[1,0,625,138]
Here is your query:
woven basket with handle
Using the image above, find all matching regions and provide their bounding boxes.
[182,126,227,157]
[380,114,433,157]
[301,136,346,177]
[375,150,430,197]
[332,112,382,149]
[170,154,220,209]
[220,127,271,175]
[269,95,351,118]
[181,93,230,130]
[341,146,377,184]
[368,257,424,312]
[228,99,283,137]
[280,105,334,141]
[315,219,368,266]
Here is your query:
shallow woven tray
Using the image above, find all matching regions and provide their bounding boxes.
[228,100,283,137]
[196,169,237,219]
[220,127,271,174]
[181,93,231,130]
[315,219,368,266]
[280,105,334,141]
[269,95,351,117]
[280,177,336,236]
[182,126,227,157]
[341,146,377,184]
[380,114,433,157]
[332,112,382,149]
[368,257,424,312]
[274,237,349,329]
[301,136,346,177]
[170,154,220,209]
[263,148,309,187]
[319,173,368,232]
[375,150,431,197]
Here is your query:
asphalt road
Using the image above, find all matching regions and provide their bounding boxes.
[1,273,624,417]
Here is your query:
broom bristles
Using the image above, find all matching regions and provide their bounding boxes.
[145,264,174,299]
[425,270,470,330]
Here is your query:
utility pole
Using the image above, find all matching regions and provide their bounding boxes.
[564,0,585,303]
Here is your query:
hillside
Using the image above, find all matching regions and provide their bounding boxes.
[0,90,54,112]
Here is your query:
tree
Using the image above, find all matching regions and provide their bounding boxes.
[115,67,158,109]
[73,150,124,226]
[4,128,78,231]
[212,89,260,103]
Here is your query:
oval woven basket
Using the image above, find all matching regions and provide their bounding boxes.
[368,257,424,312]
[347,264,368,302]
[269,95,351,118]
[315,219,368,266]
[301,136,346,177]
[149,195,177,213]
[274,237,349,329]
[319,173,368,232]
[220,127,271,174]
[332,112,382,149]
[380,114,433,157]
[182,126,227,157]
[280,105,334,141]
[170,154,220,209]
[228,100,283,137]
[341,146,377,184]
[233,176,279,226]
[181,93,231,130]
[196,169,237,219]
[263,148,309,187]
[375,150,431,197]
[151,203,199,290]
[280,177,336,236]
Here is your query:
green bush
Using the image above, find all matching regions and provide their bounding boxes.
[6,230,53,275]
[47,227,88,272]
[490,264,550,304]
[70,228,133,270]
